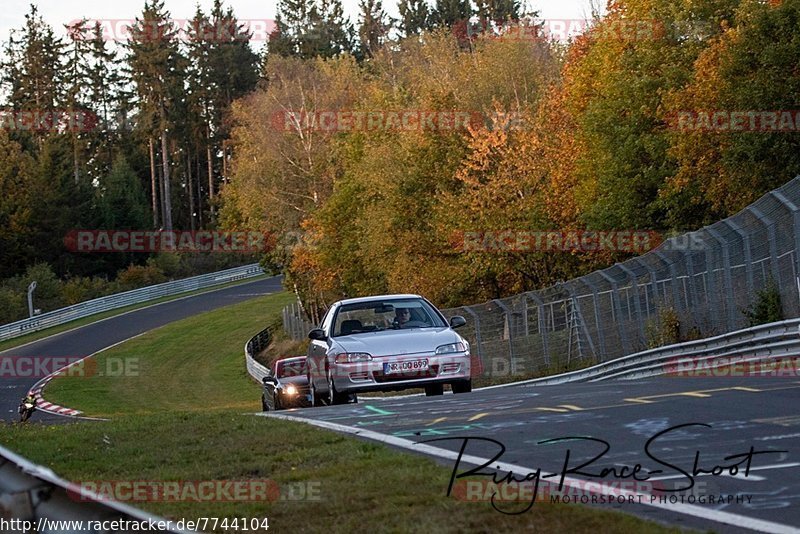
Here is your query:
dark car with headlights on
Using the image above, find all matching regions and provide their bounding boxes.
[306,294,471,406]
[261,356,311,411]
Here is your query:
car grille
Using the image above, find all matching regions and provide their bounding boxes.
[373,365,440,383]
[283,385,310,394]
[441,363,461,373]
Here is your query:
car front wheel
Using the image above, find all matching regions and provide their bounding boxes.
[327,370,349,405]
[425,383,444,396]
[452,380,472,394]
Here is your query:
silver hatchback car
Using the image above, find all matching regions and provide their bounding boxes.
[306,294,472,405]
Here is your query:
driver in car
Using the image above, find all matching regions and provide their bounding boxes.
[394,307,411,327]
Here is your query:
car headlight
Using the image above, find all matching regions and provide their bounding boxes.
[285,384,298,395]
[334,352,373,363]
[435,342,467,355]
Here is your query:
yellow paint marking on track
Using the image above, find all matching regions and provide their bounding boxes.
[629,386,758,403]
[429,384,775,426]
[750,383,800,393]
[753,415,800,427]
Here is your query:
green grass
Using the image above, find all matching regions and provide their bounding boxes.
[44,290,294,417]
[0,291,680,533]
[0,274,268,354]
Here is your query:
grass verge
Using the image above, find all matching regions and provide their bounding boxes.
[42,290,294,416]
[0,291,678,533]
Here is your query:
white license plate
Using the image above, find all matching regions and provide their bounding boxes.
[384,359,429,374]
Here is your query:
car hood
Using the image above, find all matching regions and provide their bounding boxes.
[333,328,460,357]
[278,375,309,386]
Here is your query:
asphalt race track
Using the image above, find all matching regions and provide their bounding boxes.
[0,275,283,423]
[271,377,800,533]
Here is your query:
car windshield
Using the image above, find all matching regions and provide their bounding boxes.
[276,359,307,378]
[332,298,446,337]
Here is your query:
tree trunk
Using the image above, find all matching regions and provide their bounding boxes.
[196,153,204,229]
[72,132,79,184]
[149,138,158,228]
[158,154,167,230]
[221,139,228,183]
[207,123,215,218]
[160,105,173,231]
[187,151,196,232]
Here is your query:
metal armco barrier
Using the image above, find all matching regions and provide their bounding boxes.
[0,264,264,342]
[0,444,192,534]
[516,318,800,386]
[245,327,272,383]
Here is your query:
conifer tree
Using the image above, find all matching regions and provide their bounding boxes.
[126,0,187,231]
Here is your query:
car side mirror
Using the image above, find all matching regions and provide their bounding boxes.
[262,376,278,385]
[449,316,467,329]
[308,328,327,341]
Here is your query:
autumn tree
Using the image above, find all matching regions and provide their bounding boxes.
[665,0,800,226]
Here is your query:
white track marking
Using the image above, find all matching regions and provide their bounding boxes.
[260,412,800,534]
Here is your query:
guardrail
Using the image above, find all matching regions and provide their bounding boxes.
[0,444,192,534]
[245,327,272,383]
[516,318,800,386]
[0,264,264,342]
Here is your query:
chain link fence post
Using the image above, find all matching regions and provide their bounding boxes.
[618,263,645,349]
[598,271,630,355]
[576,278,606,360]
[492,299,516,375]
[749,206,781,284]
[526,292,550,368]
[652,250,677,311]
[724,219,755,301]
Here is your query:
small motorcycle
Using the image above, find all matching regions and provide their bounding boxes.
[18,398,36,423]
